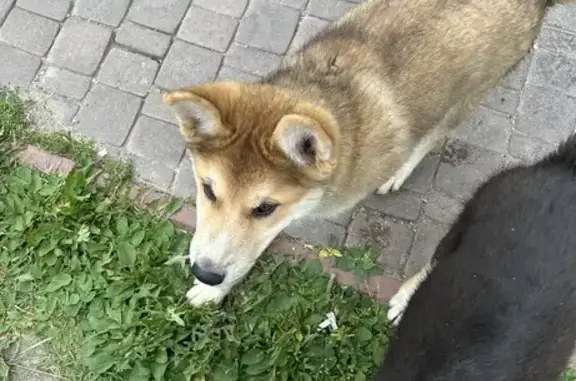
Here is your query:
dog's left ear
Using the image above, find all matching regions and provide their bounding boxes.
[273,114,338,180]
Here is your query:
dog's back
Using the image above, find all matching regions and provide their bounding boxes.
[374,135,576,381]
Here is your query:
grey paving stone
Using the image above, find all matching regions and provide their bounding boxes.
[236,0,300,55]
[126,115,185,169]
[0,8,59,56]
[36,65,91,100]
[225,43,282,76]
[132,154,175,191]
[307,0,355,21]
[17,0,71,21]
[47,18,112,75]
[529,48,576,96]
[217,65,260,82]
[74,84,141,146]
[451,106,514,154]
[482,86,520,116]
[544,3,576,33]
[404,218,448,278]
[97,48,159,96]
[127,0,190,33]
[516,84,576,145]
[115,21,171,58]
[271,0,308,9]
[289,15,329,52]
[501,52,531,90]
[0,0,13,23]
[173,156,198,200]
[537,27,576,55]
[364,191,423,221]
[155,40,222,89]
[73,0,130,27]
[194,0,248,18]
[508,131,554,162]
[345,208,414,278]
[423,192,463,225]
[327,207,355,227]
[284,217,346,246]
[27,89,79,131]
[402,154,440,194]
[178,6,238,52]
[0,44,41,87]
[142,87,176,123]
[435,139,505,200]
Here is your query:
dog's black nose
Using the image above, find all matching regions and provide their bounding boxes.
[192,263,225,286]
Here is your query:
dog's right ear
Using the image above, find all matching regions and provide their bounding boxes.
[162,89,227,145]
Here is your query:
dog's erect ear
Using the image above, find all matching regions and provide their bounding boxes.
[273,114,337,180]
[162,89,226,145]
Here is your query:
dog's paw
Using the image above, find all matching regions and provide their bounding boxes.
[387,287,413,326]
[376,176,405,195]
[186,282,227,307]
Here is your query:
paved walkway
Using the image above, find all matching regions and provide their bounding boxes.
[1,0,576,281]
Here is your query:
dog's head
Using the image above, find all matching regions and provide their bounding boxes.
[163,82,340,287]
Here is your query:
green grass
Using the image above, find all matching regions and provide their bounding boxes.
[0,89,390,380]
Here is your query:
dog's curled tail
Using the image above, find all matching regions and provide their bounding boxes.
[545,133,576,170]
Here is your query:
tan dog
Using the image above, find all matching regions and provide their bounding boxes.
[163,0,574,307]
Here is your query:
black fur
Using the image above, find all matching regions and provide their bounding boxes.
[373,134,576,381]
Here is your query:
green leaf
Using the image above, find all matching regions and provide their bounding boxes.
[164,198,184,216]
[130,230,146,247]
[117,241,136,266]
[241,349,264,366]
[354,371,367,381]
[85,353,117,374]
[356,327,373,342]
[128,361,151,381]
[45,273,72,292]
[116,216,129,235]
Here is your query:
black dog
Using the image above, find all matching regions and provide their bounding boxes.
[374,134,576,380]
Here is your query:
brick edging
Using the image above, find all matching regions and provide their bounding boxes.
[15,145,400,303]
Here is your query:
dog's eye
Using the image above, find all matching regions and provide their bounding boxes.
[202,183,216,202]
[252,203,278,218]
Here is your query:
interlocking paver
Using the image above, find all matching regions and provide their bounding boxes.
[173,156,198,200]
[127,0,190,34]
[284,218,346,246]
[156,40,222,89]
[116,21,171,58]
[97,47,159,96]
[501,53,531,90]
[403,218,448,278]
[74,84,141,146]
[27,89,79,131]
[0,44,41,87]
[345,208,415,278]
[237,0,300,54]
[508,131,554,162]
[131,154,175,191]
[402,154,440,194]
[47,18,111,75]
[364,191,423,221]
[225,43,282,76]
[0,8,59,56]
[142,87,175,123]
[36,65,92,100]
[73,0,130,27]
[482,86,520,116]
[529,47,576,96]
[289,15,329,52]
[178,6,238,52]
[17,0,71,21]
[423,192,463,225]
[537,27,576,54]
[126,115,186,169]
[271,0,308,9]
[217,66,260,82]
[544,3,576,33]
[0,0,14,24]
[516,84,576,144]
[451,106,514,154]
[194,0,248,18]
[307,0,355,21]
[435,139,505,200]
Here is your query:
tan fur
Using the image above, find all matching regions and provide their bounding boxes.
[163,0,575,306]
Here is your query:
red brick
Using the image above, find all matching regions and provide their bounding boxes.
[16,145,75,174]
[170,204,197,232]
